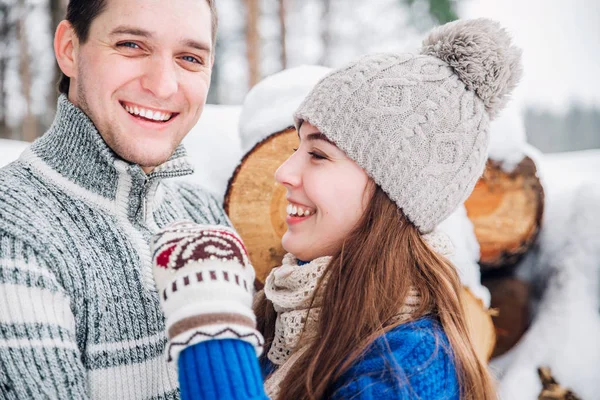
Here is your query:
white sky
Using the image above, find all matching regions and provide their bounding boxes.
[460,0,600,111]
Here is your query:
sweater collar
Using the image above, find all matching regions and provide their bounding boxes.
[21,95,194,218]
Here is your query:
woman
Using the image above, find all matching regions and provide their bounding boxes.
[152,18,521,399]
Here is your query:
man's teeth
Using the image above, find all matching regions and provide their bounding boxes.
[286,204,314,217]
[124,104,172,121]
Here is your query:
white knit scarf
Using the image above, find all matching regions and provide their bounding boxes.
[262,253,424,399]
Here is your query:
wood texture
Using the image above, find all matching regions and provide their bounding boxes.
[225,128,297,281]
[465,157,544,271]
[461,288,497,362]
[483,277,530,357]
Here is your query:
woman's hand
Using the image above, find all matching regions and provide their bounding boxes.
[152,221,263,363]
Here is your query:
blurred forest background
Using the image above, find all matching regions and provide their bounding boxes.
[0,0,599,153]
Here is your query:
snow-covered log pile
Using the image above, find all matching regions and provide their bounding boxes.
[488,157,600,399]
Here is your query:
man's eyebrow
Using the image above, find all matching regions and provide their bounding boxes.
[182,39,212,54]
[109,26,154,38]
[109,27,211,53]
[306,132,334,145]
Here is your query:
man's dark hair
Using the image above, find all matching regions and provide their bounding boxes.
[58,0,219,94]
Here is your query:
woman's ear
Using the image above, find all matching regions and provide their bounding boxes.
[54,20,79,82]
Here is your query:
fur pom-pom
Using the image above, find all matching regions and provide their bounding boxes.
[421,18,522,119]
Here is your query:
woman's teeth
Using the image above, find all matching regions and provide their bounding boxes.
[286,204,314,217]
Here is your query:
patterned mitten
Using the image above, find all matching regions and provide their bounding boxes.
[152,221,263,363]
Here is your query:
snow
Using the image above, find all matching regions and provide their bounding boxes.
[181,104,243,198]
[488,103,528,171]
[0,138,28,168]
[439,206,491,307]
[538,149,600,197]
[490,183,600,400]
[238,65,331,154]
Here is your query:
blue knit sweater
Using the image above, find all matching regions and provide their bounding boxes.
[177,317,459,399]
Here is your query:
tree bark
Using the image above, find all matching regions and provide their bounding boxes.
[245,0,260,88]
[279,0,287,69]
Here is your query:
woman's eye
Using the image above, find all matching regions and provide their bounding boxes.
[308,151,327,160]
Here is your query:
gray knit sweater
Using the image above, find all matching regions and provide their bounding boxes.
[0,96,230,399]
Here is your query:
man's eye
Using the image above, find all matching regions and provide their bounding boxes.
[118,42,140,49]
[182,55,202,64]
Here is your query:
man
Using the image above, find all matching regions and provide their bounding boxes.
[0,0,227,398]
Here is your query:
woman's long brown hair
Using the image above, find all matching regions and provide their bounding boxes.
[255,185,496,399]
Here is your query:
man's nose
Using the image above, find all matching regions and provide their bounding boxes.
[141,56,178,100]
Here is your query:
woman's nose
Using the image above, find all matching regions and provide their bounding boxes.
[275,152,302,188]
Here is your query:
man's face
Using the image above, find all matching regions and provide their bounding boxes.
[69,0,213,171]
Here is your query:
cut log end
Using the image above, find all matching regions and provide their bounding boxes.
[482,277,530,357]
[461,288,496,362]
[464,156,545,272]
[224,128,297,281]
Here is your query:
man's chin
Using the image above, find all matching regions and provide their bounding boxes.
[115,146,176,171]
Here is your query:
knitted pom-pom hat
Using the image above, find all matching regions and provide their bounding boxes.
[294,18,522,233]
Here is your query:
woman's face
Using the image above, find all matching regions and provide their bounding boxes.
[275,122,372,261]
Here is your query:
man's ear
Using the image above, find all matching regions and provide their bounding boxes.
[54,20,79,80]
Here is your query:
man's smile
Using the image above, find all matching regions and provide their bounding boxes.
[120,100,179,123]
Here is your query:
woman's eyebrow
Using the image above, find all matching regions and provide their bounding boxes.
[305,132,334,145]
